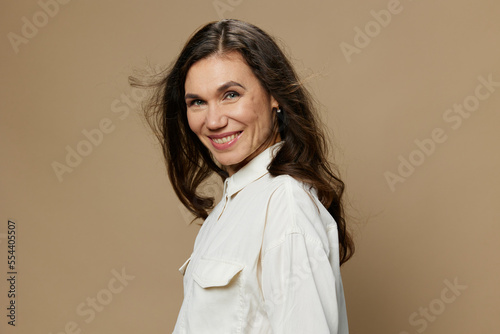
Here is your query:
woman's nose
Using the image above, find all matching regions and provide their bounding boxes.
[205,104,228,130]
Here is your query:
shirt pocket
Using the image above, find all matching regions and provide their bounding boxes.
[187,257,245,333]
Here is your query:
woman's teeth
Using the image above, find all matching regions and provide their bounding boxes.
[213,133,239,144]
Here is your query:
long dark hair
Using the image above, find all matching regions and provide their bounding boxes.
[131,19,354,265]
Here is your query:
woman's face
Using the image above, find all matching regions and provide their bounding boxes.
[185,51,280,176]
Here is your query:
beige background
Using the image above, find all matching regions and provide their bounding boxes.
[1,0,499,333]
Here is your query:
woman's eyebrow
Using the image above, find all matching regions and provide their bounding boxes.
[184,93,200,100]
[185,81,246,100]
[216,81,246,93]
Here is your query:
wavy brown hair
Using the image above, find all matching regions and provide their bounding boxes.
[131,19,354,265]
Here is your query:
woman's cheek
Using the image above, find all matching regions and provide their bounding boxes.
[187,112,201,133]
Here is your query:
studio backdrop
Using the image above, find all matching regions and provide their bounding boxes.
[1,0,499,333]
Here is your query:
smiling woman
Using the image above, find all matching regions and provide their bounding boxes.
[185,52,280,175]
[131,19,354,333]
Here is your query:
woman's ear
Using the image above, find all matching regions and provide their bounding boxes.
[270,95,279,110]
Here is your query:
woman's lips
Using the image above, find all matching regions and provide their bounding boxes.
[208,131,242,150]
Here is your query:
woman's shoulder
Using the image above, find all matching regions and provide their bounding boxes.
[263,174,336,252]
[269,174,321,212]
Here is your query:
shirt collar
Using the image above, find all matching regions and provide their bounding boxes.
[223,141,283,198]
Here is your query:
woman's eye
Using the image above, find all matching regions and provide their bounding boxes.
[190,99,204,106]
[224,91,240,100]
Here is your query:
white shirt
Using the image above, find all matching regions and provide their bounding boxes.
[172,142,349,334]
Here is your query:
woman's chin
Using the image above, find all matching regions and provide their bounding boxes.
[211,149,245,164]
[213,156,247,175]
[217,158,243,169]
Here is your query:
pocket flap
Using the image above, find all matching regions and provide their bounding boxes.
[178,256,192,276]
[193,257,244,288]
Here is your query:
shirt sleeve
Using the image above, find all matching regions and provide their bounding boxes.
[260,178,349,334]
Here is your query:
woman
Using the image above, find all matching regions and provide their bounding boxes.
[135,19,354,333]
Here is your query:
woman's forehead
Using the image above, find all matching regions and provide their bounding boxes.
[185,52,257,92]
